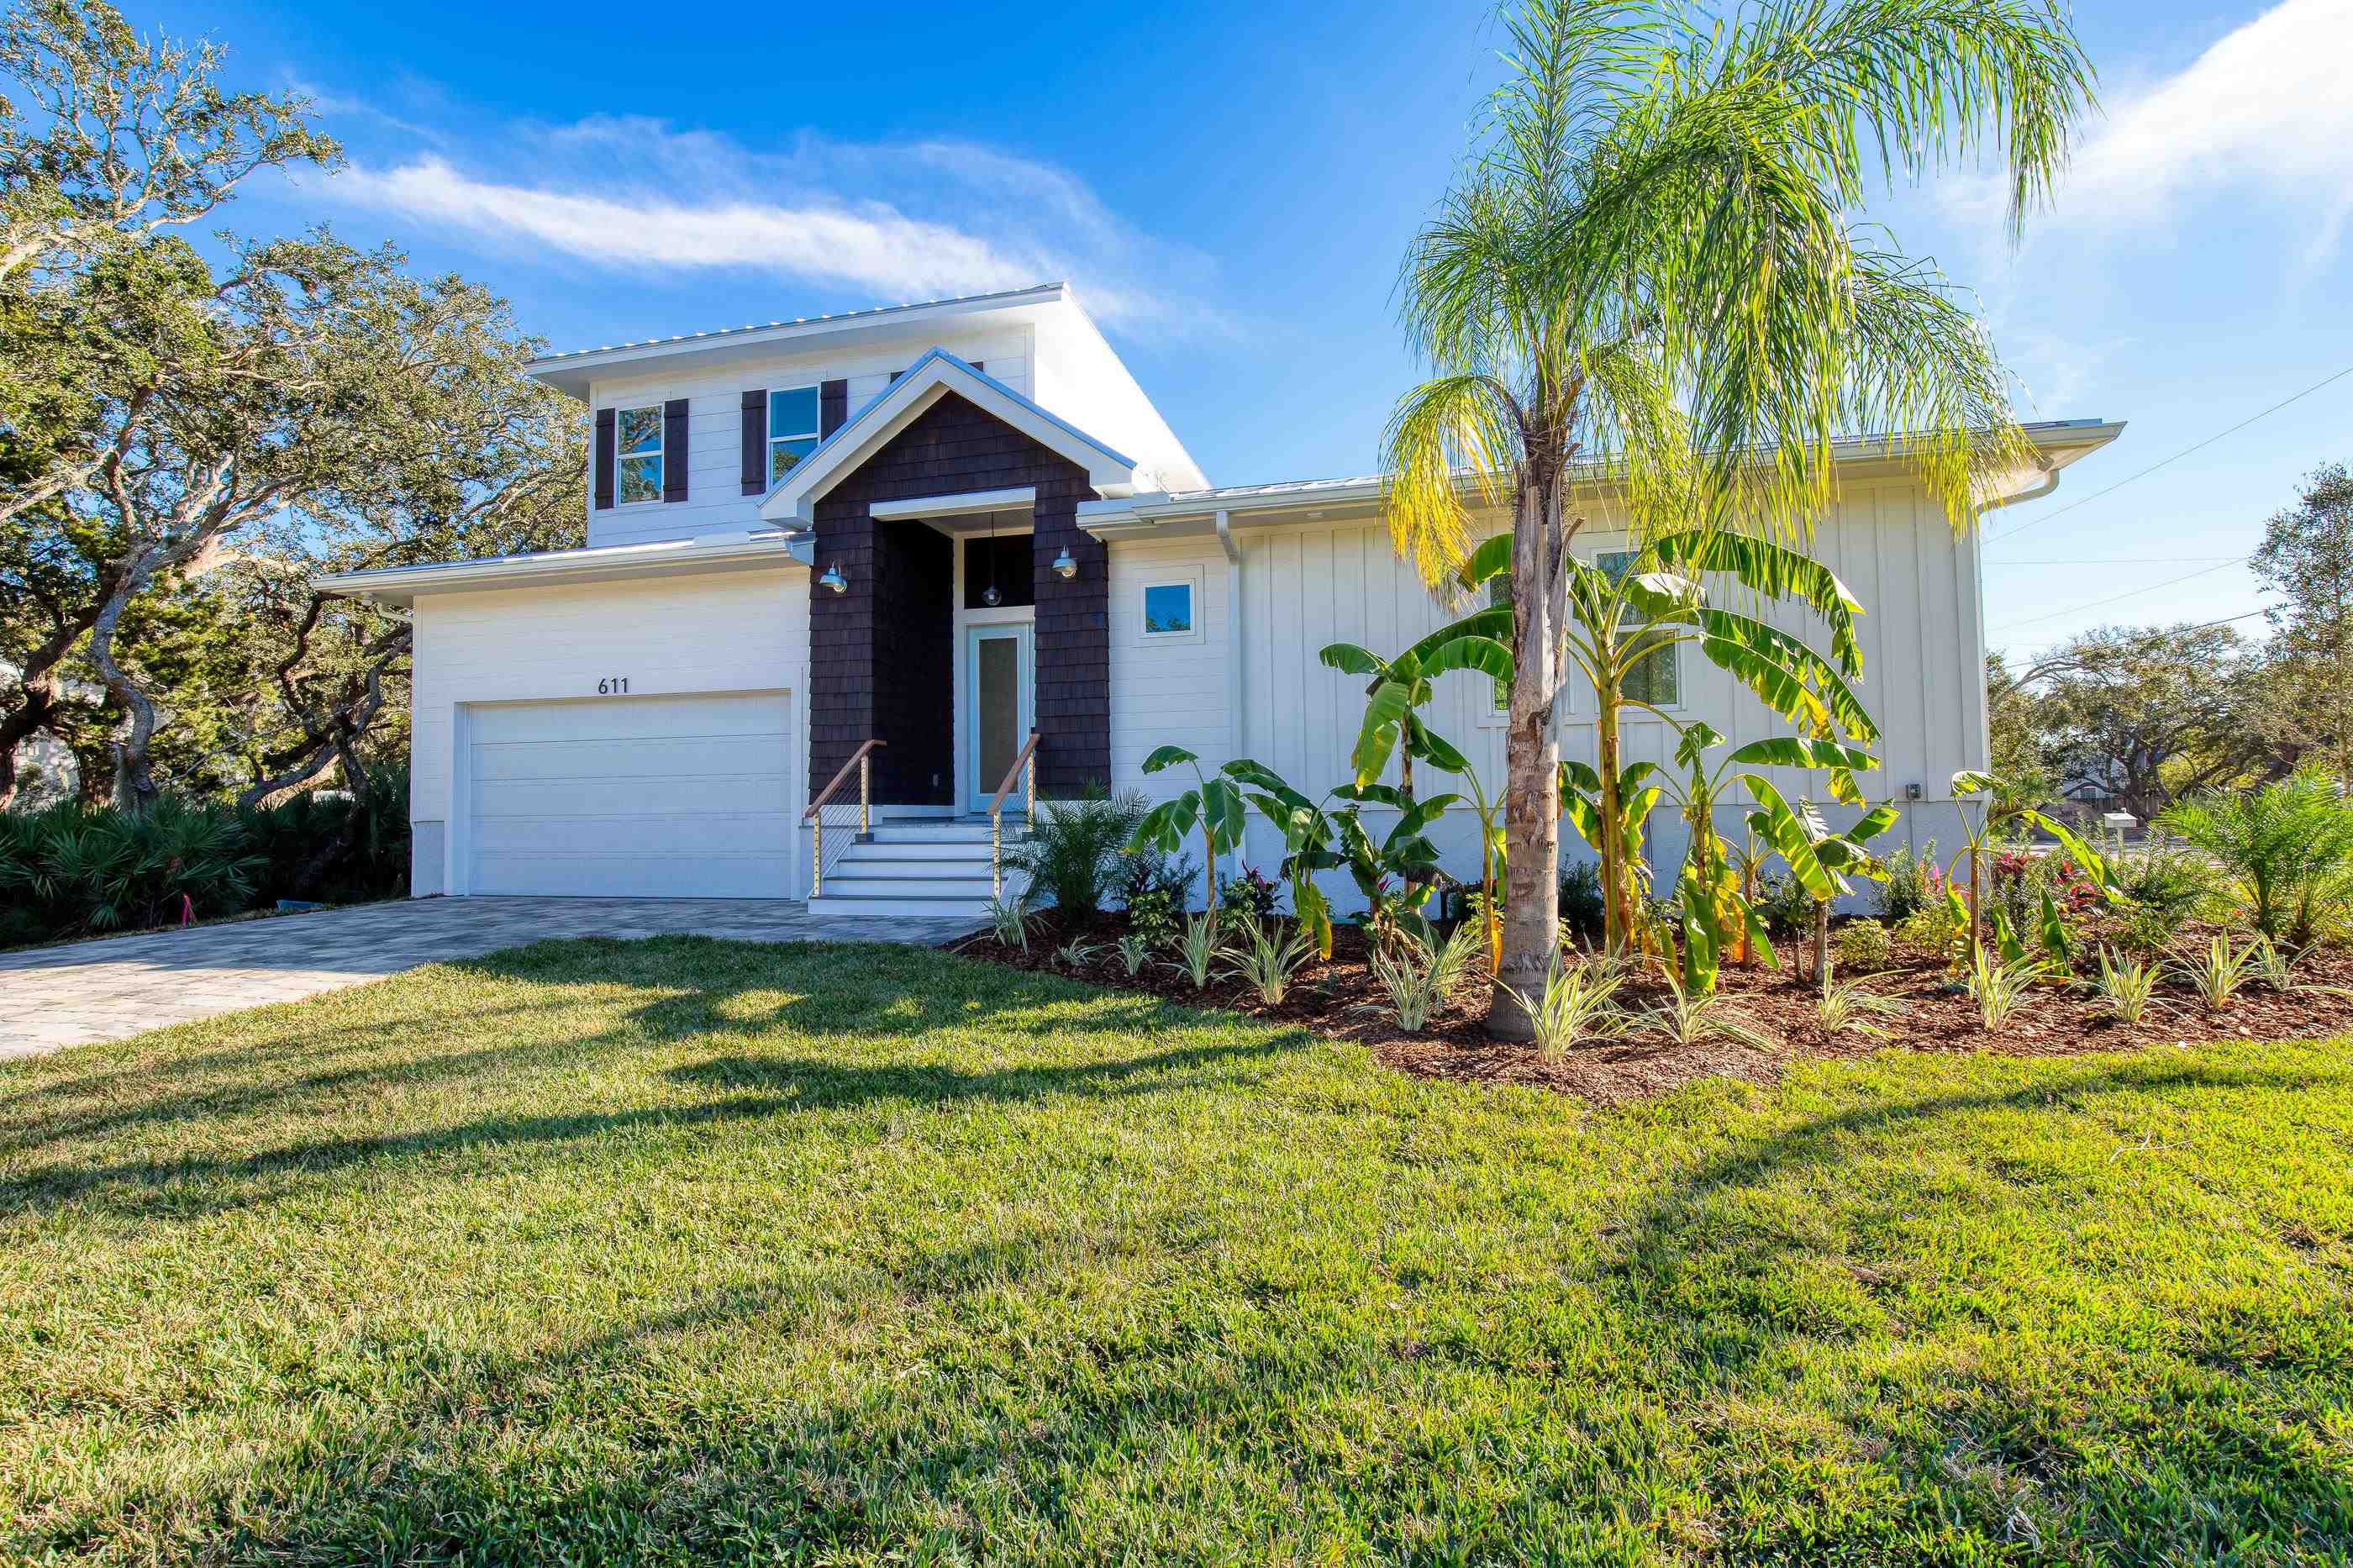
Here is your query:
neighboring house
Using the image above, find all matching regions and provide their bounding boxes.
[318,282,2121,917]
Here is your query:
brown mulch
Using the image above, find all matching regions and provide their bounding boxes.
[954,913,2353,1106]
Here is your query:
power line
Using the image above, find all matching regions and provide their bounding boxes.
[1986,361,2353,546]
[1986,555,2242,566]
[1988,555,2251,633]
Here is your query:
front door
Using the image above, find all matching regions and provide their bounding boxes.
[966,622,1034,813]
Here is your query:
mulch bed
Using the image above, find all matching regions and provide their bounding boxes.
[954,913,2353,1105]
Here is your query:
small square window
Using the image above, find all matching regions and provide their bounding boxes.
[768,387,819,483]
[1143,581,1193,636]
[615,403,662,503]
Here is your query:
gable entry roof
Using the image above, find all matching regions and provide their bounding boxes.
[756,348,1143,527]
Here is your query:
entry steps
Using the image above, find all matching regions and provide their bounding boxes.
[805,814,1029,921]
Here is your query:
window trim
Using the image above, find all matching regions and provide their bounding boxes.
[613,403,664,507]
[1136,568,1203,644]
[1471,537,1685,723]
[766,384,820,486]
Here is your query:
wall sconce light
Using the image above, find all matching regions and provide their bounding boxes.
[819,564,848,594]
[1050,547,1078,581]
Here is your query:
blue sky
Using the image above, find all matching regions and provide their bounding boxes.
[157,0,2353,666]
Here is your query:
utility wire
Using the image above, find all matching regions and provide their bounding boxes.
[1986,361,2353,546]
[1986,555,2241,566]
[1989,555,2251,633]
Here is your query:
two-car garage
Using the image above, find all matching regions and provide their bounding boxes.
[461,690,797,898]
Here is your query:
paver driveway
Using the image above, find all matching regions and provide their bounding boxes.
[0,897,980,1060]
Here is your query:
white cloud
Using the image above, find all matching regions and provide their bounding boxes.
[1949,0,2353,265]
[324,116,1231,337]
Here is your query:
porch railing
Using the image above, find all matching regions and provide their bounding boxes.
[804,739,884,897]
[988,729,1041,899]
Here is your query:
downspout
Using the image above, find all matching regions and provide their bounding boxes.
[1218,508,1244,885]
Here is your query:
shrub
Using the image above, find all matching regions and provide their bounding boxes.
[0,767,413,949]
[1169,912,1220,989]
[1966,950,2036,1029]
[0,797,263,944]
[1752,871,1812,940]
[2114,902,2184,958]
[1833,919,1893,971]
[1558,860,1604,946]
[1217,866,1280,926]
[1002,788,1150,920]
[1817,977,1904,1039]
[2112,834,2211,923]
[1874,839,1942,923]
[1118,850,1196,944]
[2156,771,2353,943]
[1893,898,1967,967]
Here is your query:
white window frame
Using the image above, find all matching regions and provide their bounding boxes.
[1137,567,1203,645]
[767,385,820,485]
[613,403,664,506]
[1475,563,1512,728]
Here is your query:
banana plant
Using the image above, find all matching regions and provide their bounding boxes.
[1219,759,1345,959]
[1745,781,1901,996]
[1328,782,1461,952]
[1322,635,1508,971]
[1950,769,2119,961]
[1411,528,1878,957]
[1129,746,1247,913]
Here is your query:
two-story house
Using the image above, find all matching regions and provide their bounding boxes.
[320,282,2120,918]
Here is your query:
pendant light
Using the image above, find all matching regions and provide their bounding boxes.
[981,513,1003,608]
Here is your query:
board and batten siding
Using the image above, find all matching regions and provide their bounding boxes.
[1107,534,1233,792]
[1108,483,1987,913]
[585,326,1034,550]
[407,566,811,895]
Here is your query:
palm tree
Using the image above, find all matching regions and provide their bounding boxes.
[1382,0,2093,1039]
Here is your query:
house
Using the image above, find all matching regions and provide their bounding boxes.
[318,282,2121,918]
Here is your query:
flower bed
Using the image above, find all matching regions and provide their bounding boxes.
[955,913,2353,1105]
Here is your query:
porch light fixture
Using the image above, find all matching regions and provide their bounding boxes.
[1050,547,1078,581]
[819,564,848,594]
[981,515,1003,606]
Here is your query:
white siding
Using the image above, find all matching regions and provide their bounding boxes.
[586,327,1034,550]
[1108,534,1232,793]
[1107,487,1989,913]
[408,566,811,895]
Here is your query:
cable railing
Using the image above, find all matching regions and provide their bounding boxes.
[987,729,1040,898]
[804,739,884,898]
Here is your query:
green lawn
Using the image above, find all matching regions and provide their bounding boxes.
[1,939,2347,1565]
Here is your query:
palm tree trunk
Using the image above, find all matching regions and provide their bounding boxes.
[1485,484,1561,1041]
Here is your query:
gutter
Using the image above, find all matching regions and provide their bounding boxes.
[313,531,808,606]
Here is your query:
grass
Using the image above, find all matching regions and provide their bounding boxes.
[0,936,2347,1564]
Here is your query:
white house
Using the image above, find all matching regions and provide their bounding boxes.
[318,282,2121,917]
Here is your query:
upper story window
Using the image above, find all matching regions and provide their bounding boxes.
[1598,549,1680,708]
[768,386,820,482]
[616,405,663,503]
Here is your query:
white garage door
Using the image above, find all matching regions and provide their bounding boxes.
[466,692,795,897]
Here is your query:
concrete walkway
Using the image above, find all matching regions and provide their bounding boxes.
[0,897,981,1061]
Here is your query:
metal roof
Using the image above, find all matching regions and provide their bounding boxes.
[525,282,1067,370]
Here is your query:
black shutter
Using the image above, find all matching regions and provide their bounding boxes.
[740,389,765,496]
[593,408,615,509]
[819,379,848,438]
[662,397,689,502]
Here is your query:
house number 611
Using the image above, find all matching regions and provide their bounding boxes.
[596,676,630,695]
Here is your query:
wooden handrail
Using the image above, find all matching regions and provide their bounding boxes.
[987,730,1041,899]
[804,739,886,821]
[987,729,1041,820]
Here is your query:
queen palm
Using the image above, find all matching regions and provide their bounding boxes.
[1383,0,2093,1038]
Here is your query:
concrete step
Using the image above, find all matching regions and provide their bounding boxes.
[830,856,1000,881]
[807,892,997,919]
[845,839,998,863]
[825,872,997,896]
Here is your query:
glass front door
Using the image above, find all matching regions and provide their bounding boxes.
[967,623,1034,813]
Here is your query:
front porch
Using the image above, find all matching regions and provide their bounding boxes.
[774,351,1131,913]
